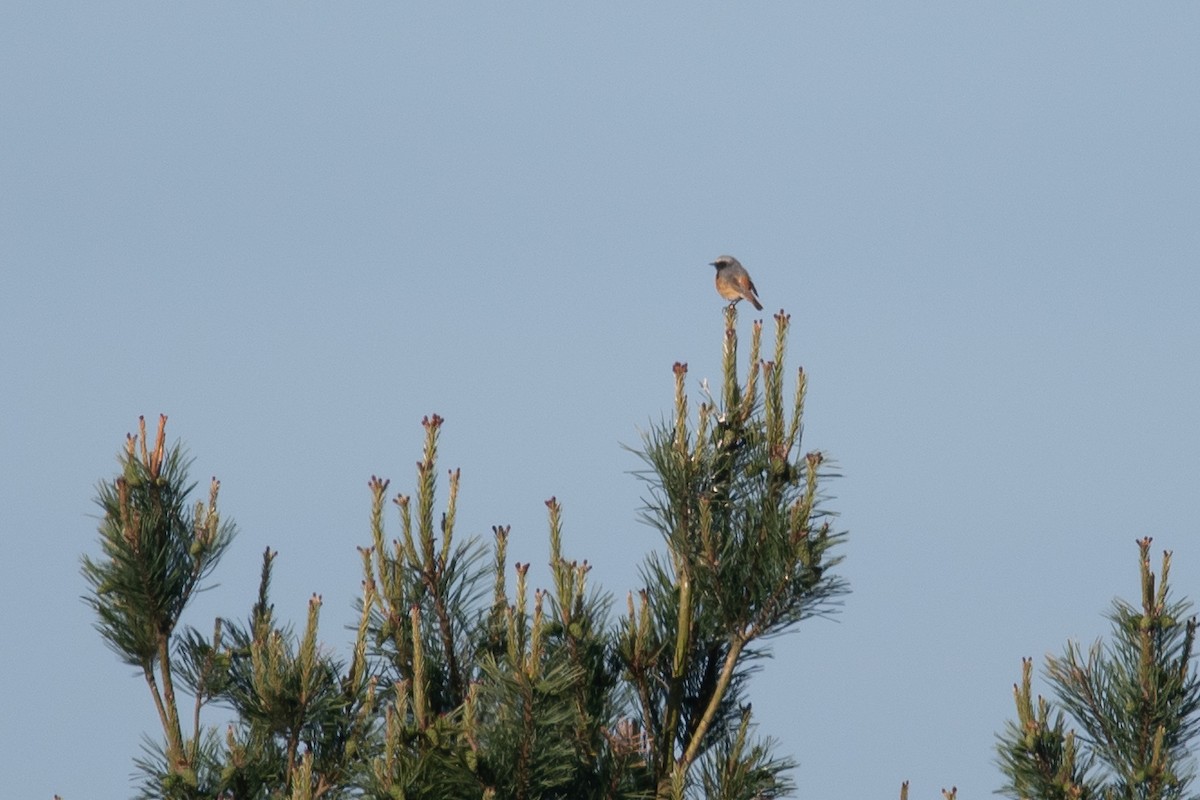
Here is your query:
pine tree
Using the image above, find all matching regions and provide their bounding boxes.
[81,415,237,797]
[996,538,1200,800]
[80,305,847,798]
[622,307,846,798]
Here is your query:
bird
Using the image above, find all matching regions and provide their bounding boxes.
[711,255,763,310]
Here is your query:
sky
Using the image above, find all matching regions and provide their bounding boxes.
[2,3,1199,798]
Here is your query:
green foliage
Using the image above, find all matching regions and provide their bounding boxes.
[81,415,235,783]
[625,309,846,794]
[82,416,234,671]
[81,307,846,798]
[696,707,796,800]
[996,539,1200,800]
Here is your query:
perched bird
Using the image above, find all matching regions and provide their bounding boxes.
[711,255,763,310]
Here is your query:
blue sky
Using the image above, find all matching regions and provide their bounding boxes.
[3,4,1199,798]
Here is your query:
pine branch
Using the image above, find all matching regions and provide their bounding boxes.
[680,635,746,772]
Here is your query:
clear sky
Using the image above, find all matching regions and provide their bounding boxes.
[3,4,1199,798]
